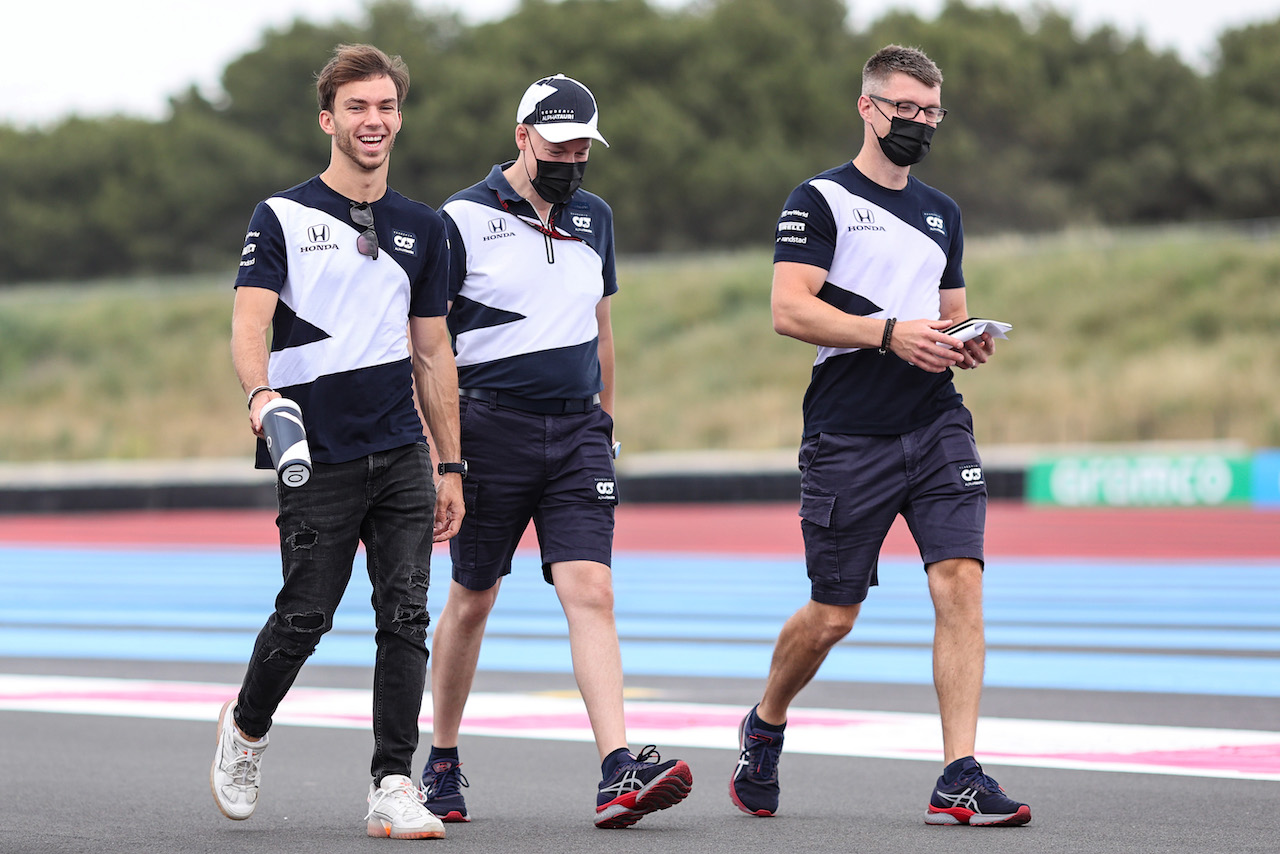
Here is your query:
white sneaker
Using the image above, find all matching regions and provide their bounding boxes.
[366,774,446,839]
[210,699,268,820]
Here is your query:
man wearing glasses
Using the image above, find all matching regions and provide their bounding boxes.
[415,74,692,829]
[216,43,463,839]
[729,45,1031,827]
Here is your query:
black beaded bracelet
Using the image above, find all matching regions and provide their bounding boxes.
[878,317,897,355]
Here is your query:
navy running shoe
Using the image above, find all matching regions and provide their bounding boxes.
[595,746,692,829]
[730,706,784,816]
[420,756,469,822]
[925,756,1031,826]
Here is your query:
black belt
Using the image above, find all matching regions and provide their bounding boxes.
[459,388,600,414]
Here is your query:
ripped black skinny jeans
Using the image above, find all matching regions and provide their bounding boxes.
[235,443,436,783]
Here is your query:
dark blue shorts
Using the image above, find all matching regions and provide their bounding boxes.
[798,406,987,606]
[449,396,617,590]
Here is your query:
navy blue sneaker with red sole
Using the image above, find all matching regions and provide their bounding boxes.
[925,756,1031,827]
[595,746,692,828]
[730,706,784,816]
[420,756,469,822]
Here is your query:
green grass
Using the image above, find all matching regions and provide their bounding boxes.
[955,227,1280,446]
[2,226,1277,462]
[0,274,243,461]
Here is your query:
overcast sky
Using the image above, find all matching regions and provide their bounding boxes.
[7,0,1277,127]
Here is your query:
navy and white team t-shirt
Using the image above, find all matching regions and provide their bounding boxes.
[234,176,449,466]
[441,164,616,400]
[774,162,965,437]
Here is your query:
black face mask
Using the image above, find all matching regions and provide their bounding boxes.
[877,116,935,167]
[530,158,587,205]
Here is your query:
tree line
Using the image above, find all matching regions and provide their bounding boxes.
[2,0,1278,284]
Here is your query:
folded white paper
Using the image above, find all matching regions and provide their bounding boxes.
[942,317,1012,344]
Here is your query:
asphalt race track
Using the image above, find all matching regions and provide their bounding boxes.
[2,502,1277,854]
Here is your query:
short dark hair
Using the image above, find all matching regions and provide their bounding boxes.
[315,44,410,113]
[862,44,943,94]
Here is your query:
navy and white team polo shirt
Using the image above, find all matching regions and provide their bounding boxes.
[441,164,616,400]
[234,176,449,466]
[774,162,965,437]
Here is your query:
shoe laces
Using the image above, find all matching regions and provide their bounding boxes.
[222,738,264,786]
[426,761,469,798]
[602,745,664,786]
[625,745,662,770]
[742,731,782,781]
[954,768,1003,794]
[366,778,427,820]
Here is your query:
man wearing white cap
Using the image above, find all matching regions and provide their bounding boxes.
[417,74,693,829]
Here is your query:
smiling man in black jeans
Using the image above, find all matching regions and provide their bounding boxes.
[212,43,463,840]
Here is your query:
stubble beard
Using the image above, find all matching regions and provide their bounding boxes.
[336,129,396,173]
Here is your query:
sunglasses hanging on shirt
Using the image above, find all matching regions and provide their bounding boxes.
[350,202,379,260]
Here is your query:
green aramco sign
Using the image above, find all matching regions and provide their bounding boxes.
[1027,453,1252,507]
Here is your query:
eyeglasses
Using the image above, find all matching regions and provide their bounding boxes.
[869,94,948,124]
[350,202,379,259]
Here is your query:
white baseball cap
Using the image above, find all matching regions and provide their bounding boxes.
[516,73,609,147]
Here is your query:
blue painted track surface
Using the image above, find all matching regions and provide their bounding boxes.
[4,545,1278,697]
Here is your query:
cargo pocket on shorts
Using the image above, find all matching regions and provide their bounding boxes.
[799,489,836,528]
[799,489,841,584]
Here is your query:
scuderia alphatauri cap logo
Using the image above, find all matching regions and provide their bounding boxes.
[516,74,609,146]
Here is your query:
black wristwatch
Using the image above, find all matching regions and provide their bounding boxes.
[438,461,468,478]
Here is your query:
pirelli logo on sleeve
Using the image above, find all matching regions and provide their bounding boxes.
[776,208,809,245]
[240,231,260,267]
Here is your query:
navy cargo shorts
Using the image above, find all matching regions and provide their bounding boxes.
[797,406,987,606]
[450,395,617,590]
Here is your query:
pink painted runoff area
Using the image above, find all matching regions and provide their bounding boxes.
[4,675,1277,781]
